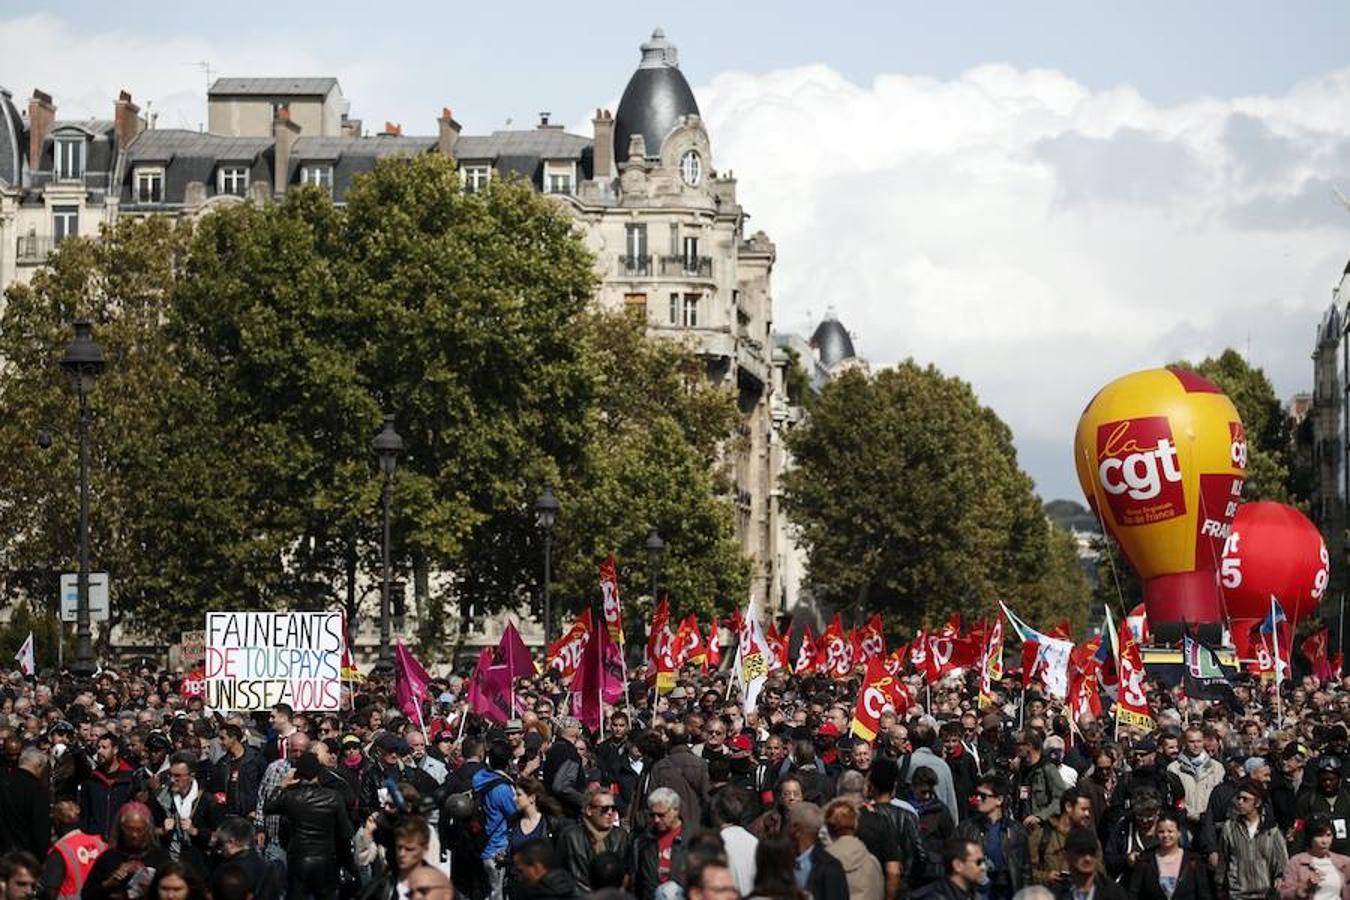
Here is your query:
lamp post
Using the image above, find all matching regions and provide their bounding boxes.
[372,415,403,676]
[535,485,559,644]
[61,320,104,677]
[645,528,665,602]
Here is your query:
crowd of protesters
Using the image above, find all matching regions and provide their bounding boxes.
[0,653,1345,900]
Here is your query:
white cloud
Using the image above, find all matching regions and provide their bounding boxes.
[697,64,1350,499]
[5,11,1349,500]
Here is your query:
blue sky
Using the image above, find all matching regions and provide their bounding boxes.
[7,1,1350,501]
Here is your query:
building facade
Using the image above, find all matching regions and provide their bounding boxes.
[0,29,784,627]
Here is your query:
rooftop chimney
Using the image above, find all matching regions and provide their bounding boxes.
[437,107,461,159]
[591,109,614,181]
[537,111,562,131]
[272,105,301,196]
[27,90,55,172]
[381,121,402,137]
[114,90,142,150]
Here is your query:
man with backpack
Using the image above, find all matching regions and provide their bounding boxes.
[471,740,517,900]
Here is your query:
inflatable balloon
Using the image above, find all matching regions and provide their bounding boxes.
[1219,501,1329,624]
[1074,367,1246,642]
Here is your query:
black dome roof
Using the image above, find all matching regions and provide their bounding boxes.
[614,29,700,164]
[810,310,856,368]
[0,88,23,186]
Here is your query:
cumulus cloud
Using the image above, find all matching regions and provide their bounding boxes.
[696,64,1350,499]
[6,10,1350,501]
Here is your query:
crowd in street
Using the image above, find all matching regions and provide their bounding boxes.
[0,654,1345,900]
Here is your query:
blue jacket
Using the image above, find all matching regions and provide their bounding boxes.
[472,767,517,860]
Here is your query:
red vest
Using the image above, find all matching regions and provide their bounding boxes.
[50,831,106,900]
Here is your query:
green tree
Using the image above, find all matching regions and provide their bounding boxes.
[547,311,749,629]
[1172,351,1298,503]
[783,362,1082,635]
[0,216,199,640]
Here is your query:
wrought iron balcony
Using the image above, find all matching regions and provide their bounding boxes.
[617,254,652,276]
[659,255,713,278]
[15,235,54,264]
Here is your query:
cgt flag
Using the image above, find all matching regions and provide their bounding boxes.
[816,614,852,679]
[1116,618,1154,731]
[1182,623,1242,712]
[546,610,592,681]
[599,555,624,645]
[851,656,910,741]
[646,597,676,693]
[978,617,1004,709]
[795,624,818,675]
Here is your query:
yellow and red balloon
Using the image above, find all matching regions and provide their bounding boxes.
[1074,367,1246,641]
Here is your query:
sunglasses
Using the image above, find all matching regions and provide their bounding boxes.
[975,791,996,800]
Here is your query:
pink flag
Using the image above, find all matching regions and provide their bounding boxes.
[571,615,625,731]
[394,641,431,723]
[467,648,512,724]
[497,622,534,678]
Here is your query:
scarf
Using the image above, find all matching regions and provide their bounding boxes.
[1181,750,1210,770]
[582,816,610,853]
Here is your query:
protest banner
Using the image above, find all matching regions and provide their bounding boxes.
[181,630,206,671]
[204,611,344,711]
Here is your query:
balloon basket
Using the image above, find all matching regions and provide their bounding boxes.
[1139,644,1239,688]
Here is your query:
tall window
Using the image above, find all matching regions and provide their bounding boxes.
[301,165,333,193]
[135,168,163,203]
[669,292,680,325]
[462,165,491,194]
[625,224,647,272]
[669,223,679,255]
[682,293,699,327]
[218,166,249,196]
[682,235,700,270]
[53,206,79,245]
[55,138,83,180]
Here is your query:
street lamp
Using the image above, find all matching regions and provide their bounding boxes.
[60,320,104,677]
[535,485,559,644]
[646,528,665,601]
[372,415,403,675]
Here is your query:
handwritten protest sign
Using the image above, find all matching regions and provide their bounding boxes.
[205,612,344,711]
[181,630,205,671]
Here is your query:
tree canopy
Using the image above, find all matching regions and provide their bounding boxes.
[782,362,1091,636]
[0,155,749,653]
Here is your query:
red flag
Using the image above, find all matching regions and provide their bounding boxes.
[496,622,535,681]
[1116,619,1154,731]
[547,610,592,681]
[883,644,908,677]
[673,615,706,668]
[599,555,625,645]
[646,597,676,692]
[1302,628,1333,681]
[795,624,818,675]
[851,656,911,741]
[571,614,625,731]
[394,641,432,724]
[707,618,721,667]
[1066,638,1103,721]
[909,629,931,679]
[467,648,511,724]
[766,623,790,671]
[815,615,852,678]
[852,617,884,664]
[1334,652,1345,679]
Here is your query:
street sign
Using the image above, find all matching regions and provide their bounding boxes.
[58,573,110,623]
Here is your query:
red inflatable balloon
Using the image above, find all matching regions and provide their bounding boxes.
[1219,501,1329,623]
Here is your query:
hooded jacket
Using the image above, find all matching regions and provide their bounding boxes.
[827,834,884,900]
[1217,815,1289,900]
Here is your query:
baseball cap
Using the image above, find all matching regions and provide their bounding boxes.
[341,734,362,747]
[376,733,410,755]
[729,735,753,754]
[505,719,524,734]
[1133,737,1157,754]
[818,723,840,738]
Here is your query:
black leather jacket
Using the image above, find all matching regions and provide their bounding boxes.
[262,780,354,866]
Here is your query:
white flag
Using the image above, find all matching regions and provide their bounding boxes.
[733,601,775,711]
[14,632,34,676]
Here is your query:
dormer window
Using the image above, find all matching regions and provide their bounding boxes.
[679,149,702,187]
[461,165,491,194]
[301,164,333,193]
[55,137,84,181]
[135,167,164,203]
[544,160,574,195]
[218,165,249,197]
